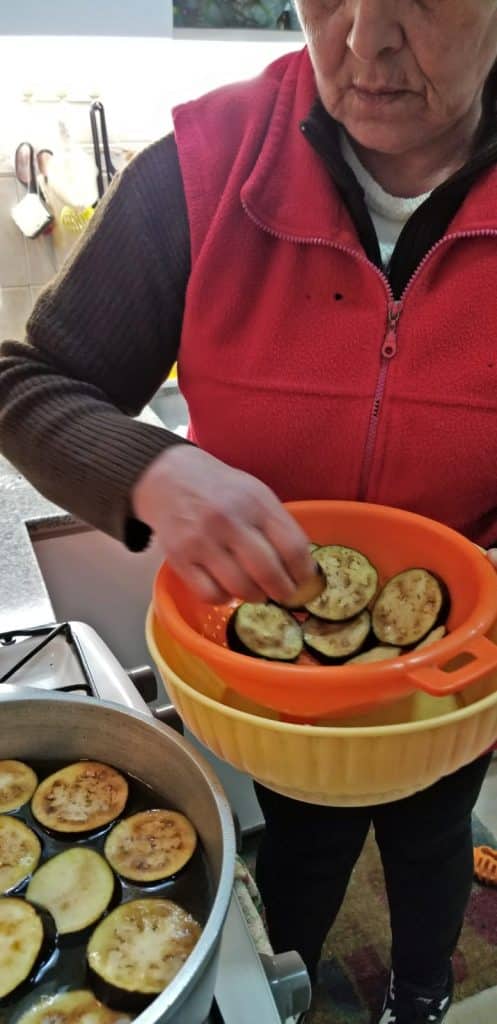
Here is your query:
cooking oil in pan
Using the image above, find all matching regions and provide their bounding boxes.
[1,760,214,1023]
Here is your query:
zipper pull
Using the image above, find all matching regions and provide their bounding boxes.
[382,300,403,358]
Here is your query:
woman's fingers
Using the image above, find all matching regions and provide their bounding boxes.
[186,500,316,603]
[231,524,309,603]
[133,445,316,603]
[261,501,316,588]
[172,562,231,606]
[170,536,267,603]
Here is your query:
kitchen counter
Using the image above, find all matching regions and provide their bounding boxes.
[0,403,168,633]
[0,452,68,632]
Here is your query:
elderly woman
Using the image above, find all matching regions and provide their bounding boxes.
[2,2,497,1021]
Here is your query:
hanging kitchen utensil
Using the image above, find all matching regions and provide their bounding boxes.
[11,141,53,239]
[33,149,53,204]
[60,204,94,233]
[45,119,99,209]
[34,151,55,234]
[89,100,116,200]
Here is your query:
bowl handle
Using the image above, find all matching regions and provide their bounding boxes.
[406,635,497,695]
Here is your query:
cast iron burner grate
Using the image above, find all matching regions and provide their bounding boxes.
[0,622,95,694]
[205,999,225,1023]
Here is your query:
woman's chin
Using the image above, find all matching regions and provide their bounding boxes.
[325,90,424,155]
[338,114,422,158]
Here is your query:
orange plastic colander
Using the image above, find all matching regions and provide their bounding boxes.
[152,501,497,720]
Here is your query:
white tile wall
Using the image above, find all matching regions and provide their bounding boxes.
[0,285,33,340]
[0,178,29,287]
[0,33,301,341]
[17,178,58,287]
[0,172,63,338]
[0,144,143,338]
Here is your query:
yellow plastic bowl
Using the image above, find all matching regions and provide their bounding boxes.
[147,610,497,806]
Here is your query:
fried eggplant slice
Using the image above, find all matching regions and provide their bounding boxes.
[280,566,326,610]
[348,645,402,664]
[413,625,447,650]
[31,761,128,835]
[87,898,202,1011]
[303,610,371,663]
[0,816,41,894]
[27,848,115,935]
[372,569,449,647]
[0,761,37,813]
[17,990,130,1024]
[0,897,55,1000]
[305,546,378,621]
[104,809,197,883]
[227,603,303,661]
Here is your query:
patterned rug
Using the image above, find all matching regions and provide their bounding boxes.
[306,815,497,1023]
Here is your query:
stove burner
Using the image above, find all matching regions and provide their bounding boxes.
[0,623,95,694]
[205,999,225,1023]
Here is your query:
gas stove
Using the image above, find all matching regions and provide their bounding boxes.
[0,621,309,1024]
[0,621,154,708]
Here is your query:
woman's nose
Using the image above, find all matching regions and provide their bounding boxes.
[346,0,404,63]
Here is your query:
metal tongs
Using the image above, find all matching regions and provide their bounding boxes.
[89,100,116,200]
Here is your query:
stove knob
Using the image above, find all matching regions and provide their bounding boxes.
[127,665,158,704]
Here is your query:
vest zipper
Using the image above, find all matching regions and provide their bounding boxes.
[358,299,402,499]
[358,227,497,497]
[241,203,497,498]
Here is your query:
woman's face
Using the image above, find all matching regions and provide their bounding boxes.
[298,0,497,154]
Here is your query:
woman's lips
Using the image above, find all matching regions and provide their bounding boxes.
[351,85,410,107]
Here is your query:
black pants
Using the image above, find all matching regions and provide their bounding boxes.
[255,752,492,988]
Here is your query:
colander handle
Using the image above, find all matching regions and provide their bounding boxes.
[406,635,497,695]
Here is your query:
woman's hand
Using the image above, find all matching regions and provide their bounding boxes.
[476,545,497,568]
[132,445,316,604]
[488,549,497,570]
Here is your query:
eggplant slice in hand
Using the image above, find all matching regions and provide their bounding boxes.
[0,815,41,893]
[303,610,371,664]
[372,569,449,647]
[280,565,326,610]
[31,761,128,834]
[227,603,303,661]
[0,760,37,813]
[17,990,130,1024]
[105,808,197,883]
[27,848,115,935]
[0,897,56,1001]
[87,898,202,1011]
[305,546,378,621]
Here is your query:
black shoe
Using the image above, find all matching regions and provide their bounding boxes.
[378,968,453,1024]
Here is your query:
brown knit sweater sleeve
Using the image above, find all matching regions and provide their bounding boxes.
[0,134,191,550]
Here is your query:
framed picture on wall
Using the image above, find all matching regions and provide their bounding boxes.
[173,0,301,33]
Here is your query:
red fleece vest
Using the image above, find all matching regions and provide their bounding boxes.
[173,49,497,546]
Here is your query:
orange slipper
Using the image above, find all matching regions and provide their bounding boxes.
[474,845,497,886]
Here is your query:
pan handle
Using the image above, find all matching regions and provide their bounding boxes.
[405,634,497,695]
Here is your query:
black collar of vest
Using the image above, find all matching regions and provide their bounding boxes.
[301,95,497,298]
